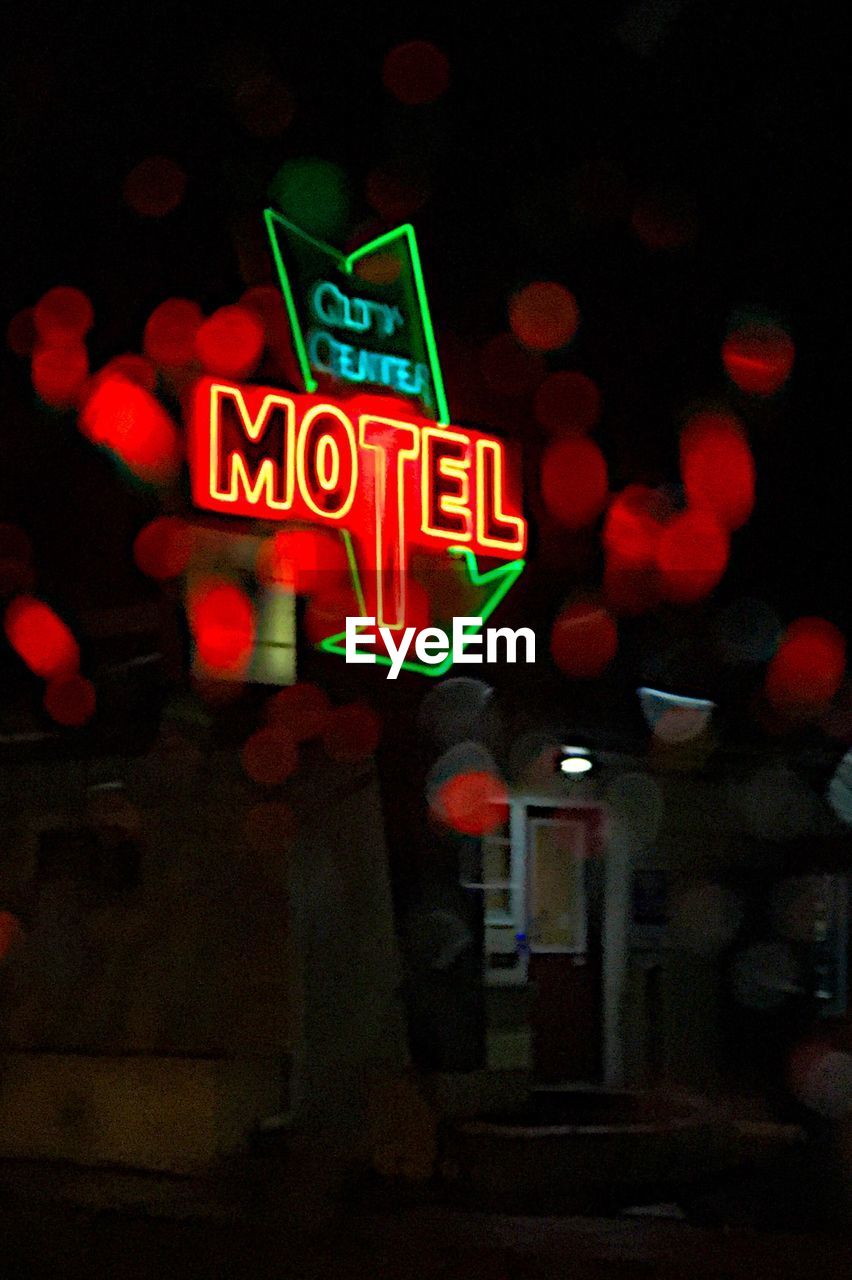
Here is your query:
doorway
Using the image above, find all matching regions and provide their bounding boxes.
[525,807,605,1082]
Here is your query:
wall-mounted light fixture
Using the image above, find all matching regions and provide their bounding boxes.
[559,746,594,776]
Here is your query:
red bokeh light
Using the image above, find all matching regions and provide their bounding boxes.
[382,40,450,106]
[6,308,37,357]
[143,298,203,368]
[509,282,579,352]
[656,509,730,604]
[479,334,545,397]
[80,375,181,484]
[432,770,509,836]
[603,485,664,566]
[133,516,193,580]
[4,595,79,679]
[680,411,755,530]
[0,911,23,963]
[765,617,846,714]
[256,528,349,597]
[322,703,382,762]
[241,727,299,787]
[33,287,94,343]
[550,601,618,678]
[195,305,265,378]
[722,325,794,395]
[43,674,96,727]
[95,353,158,393]
[123,156,187,218]
[540,437,608,528]
[189,579,255,674]
[534,370,601,435]
[365,166,430,222]
[31,342,89,409]
[266,682,333,741]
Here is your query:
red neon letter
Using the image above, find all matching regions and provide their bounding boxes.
[421,427,473,543]
[358,415,420,629]
[195,381,295,517]
[475,438,526,554]
[296,403,358,519]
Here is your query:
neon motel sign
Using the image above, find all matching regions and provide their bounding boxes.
[187,211,528,676]
[189,379,527,635]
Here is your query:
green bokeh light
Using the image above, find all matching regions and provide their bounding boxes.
[268,158,350,241]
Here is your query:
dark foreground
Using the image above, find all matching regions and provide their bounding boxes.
[2,1192,849,1279]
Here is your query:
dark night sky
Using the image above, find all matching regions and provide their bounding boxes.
[1,1,849,750]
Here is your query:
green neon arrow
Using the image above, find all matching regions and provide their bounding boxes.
[316,547,526,677]
[264,209,450,425]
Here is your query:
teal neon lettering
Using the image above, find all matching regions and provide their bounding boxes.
[306,328,433,402]
[309,280,405,339]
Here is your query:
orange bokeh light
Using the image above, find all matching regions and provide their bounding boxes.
[432,770,509,835]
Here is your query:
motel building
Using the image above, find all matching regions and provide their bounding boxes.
[2,576,848,1204]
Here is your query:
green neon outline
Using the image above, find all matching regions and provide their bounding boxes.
[263,210,449,425]
[316,548,526,677]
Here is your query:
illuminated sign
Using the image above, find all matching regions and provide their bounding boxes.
[307,279,431,401]
[264,212,448,422]
[189,379,526,634]
[182,210,528,676]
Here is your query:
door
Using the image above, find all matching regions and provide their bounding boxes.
[526,811,604,1082]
